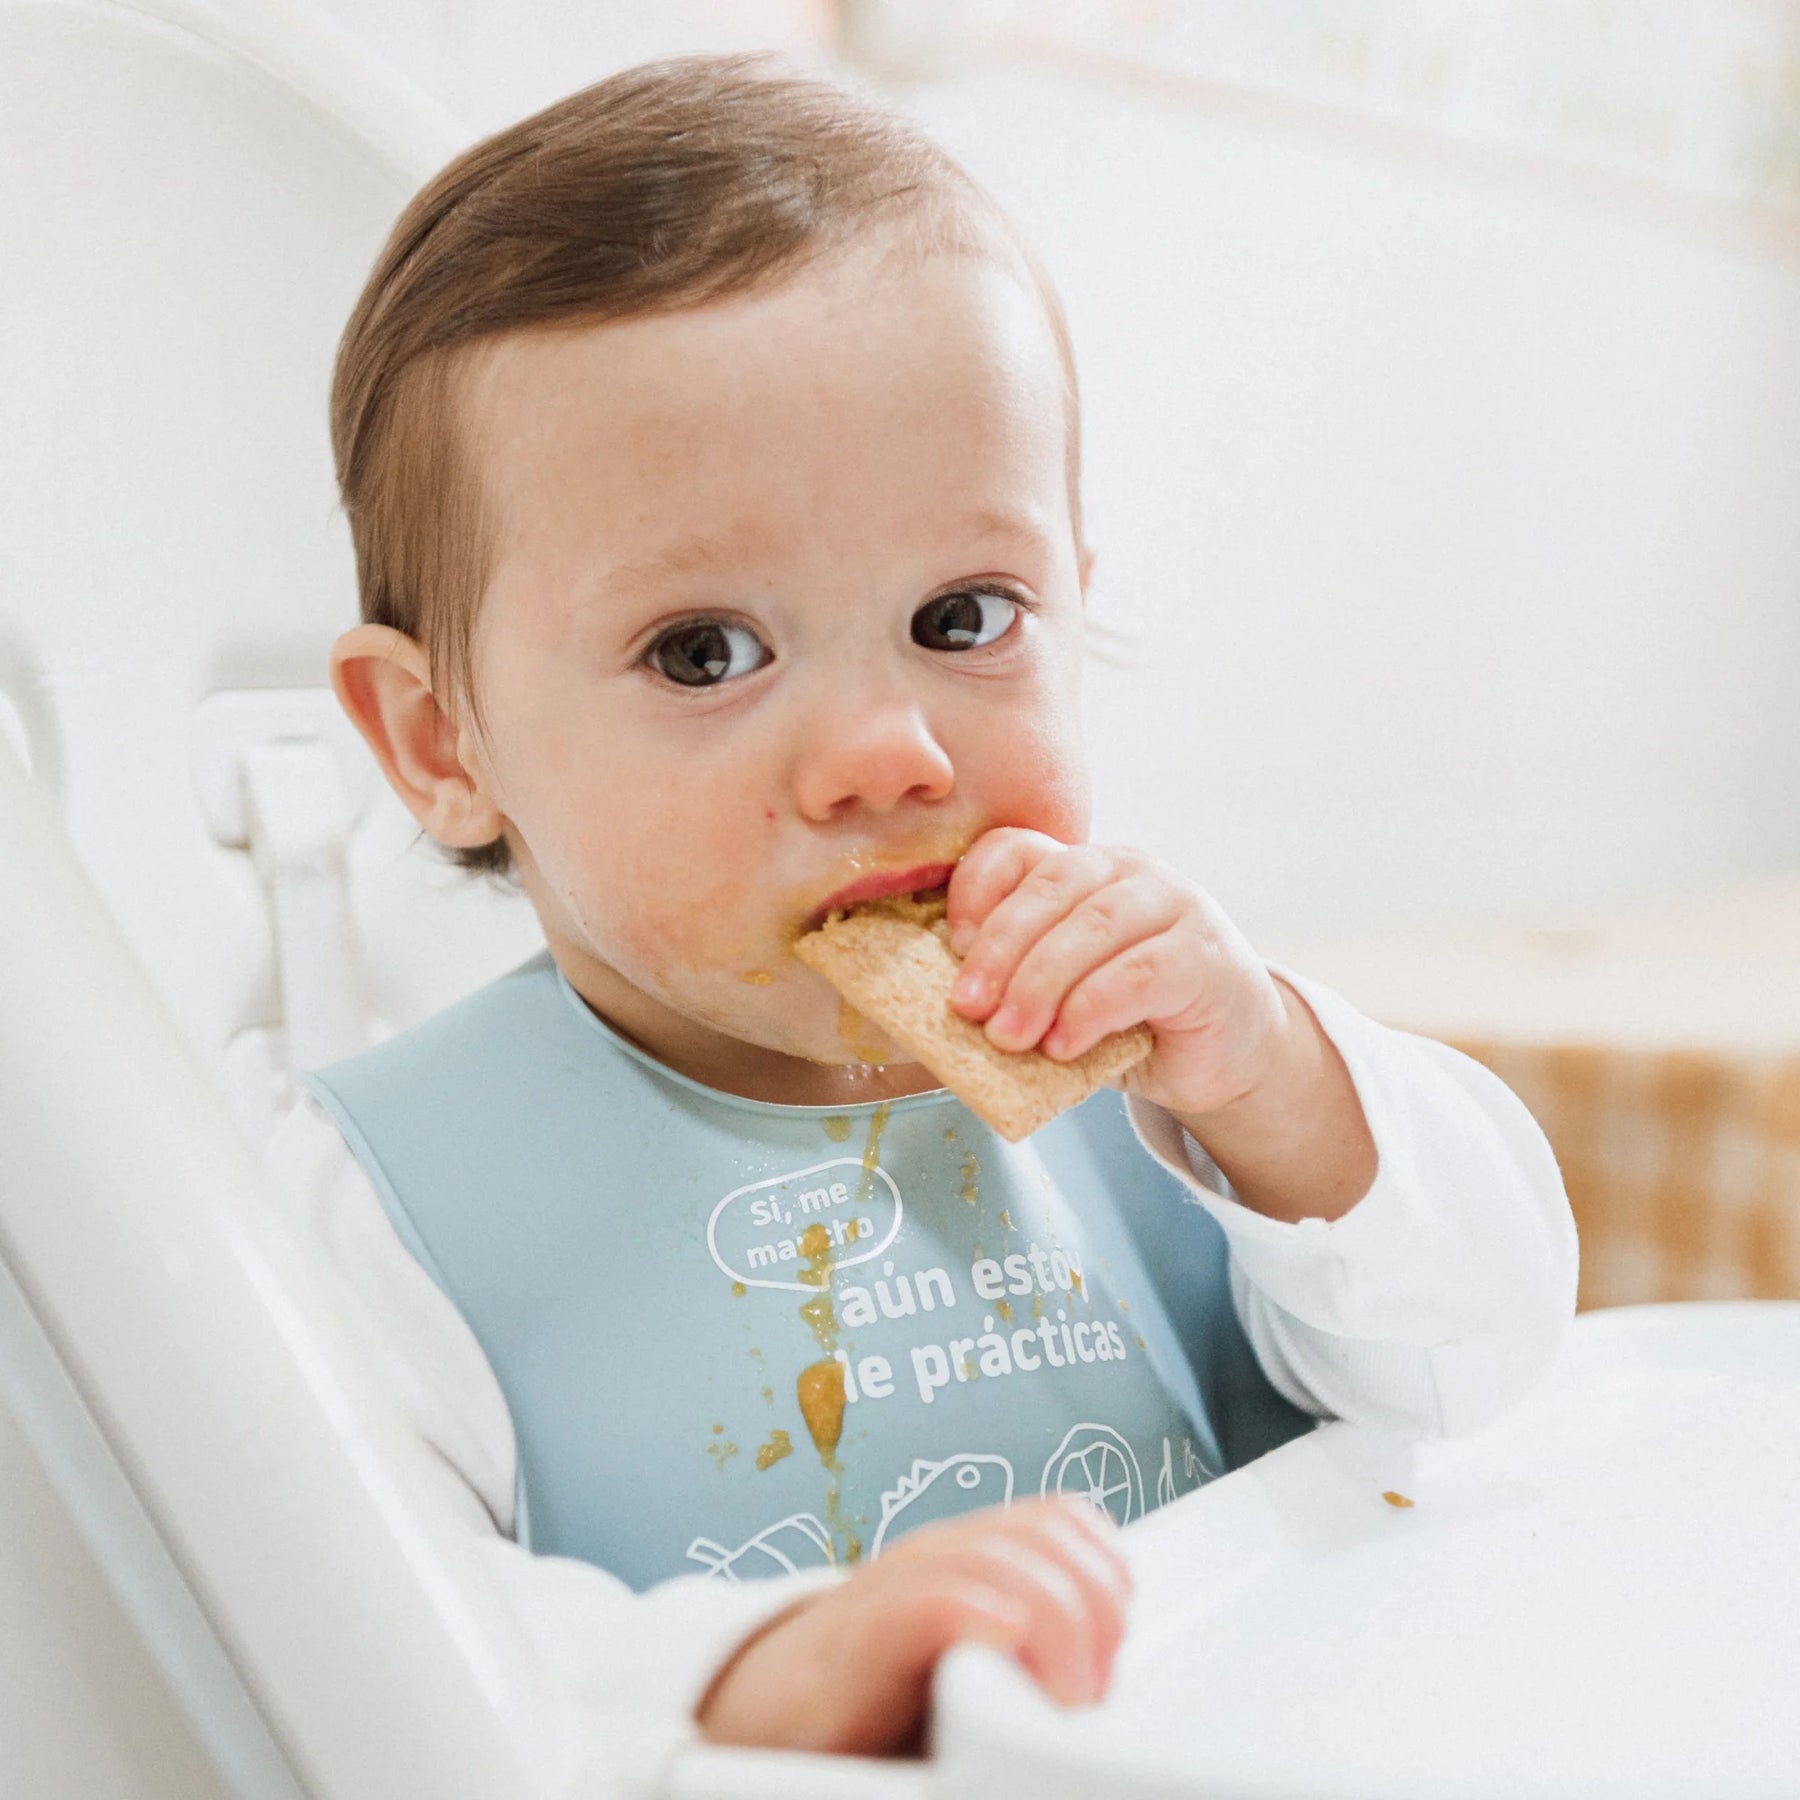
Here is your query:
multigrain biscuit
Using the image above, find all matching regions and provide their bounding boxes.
[793,891,1153,1141]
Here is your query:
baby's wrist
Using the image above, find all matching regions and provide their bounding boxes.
[1167,980,1374,1221]
[1167,979,1310,1133]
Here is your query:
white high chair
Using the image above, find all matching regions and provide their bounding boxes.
[0,0,582,1791]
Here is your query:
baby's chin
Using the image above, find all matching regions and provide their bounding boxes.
[696,973,909,1070]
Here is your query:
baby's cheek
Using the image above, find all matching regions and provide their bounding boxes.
[992,716,1091,845]
[661,884,772,971]
[603,830,773,974]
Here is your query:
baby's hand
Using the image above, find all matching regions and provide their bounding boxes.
[696,1497,1129,1757]
[943,828,1289,1123]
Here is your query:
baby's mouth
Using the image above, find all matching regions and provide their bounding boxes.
[801,862,956,936]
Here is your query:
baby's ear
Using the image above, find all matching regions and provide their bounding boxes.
[328,624,504,849]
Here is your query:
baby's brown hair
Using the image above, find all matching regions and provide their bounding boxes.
[330,53,1081,878]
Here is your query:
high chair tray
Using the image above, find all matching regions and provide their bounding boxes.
[928,1301,1800,1800]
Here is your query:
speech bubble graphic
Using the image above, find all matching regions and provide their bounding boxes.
[708,1156,903,1291]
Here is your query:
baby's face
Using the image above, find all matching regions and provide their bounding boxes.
[455,230,1090,1074]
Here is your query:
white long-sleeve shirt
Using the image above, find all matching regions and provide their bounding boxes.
[259,964,1577,1787]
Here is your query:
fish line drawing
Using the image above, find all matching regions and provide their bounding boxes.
[1040,1423,1143,1526]
[870,1453,1015,1559]
[687,1512,836,1581]
[1156,1436,1176,1510]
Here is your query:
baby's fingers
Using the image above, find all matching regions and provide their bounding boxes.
[945,828,1068,956]
[888,1498,1130,1706]
[985,874,1182,1054]
[1000,1497,1133,1695]
[964,1536,1108,1705]
[1042,926,1189,1062]
[948,842,1118,1023]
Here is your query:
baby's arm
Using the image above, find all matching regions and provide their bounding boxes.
[263,1093,1125,1766]
[946,832,1578,1436]
[1126,969,1578,1435]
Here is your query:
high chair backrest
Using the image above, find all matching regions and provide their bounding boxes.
[0,0,542,1154]
[0,732,598,1796]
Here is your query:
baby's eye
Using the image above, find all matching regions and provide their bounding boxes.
[911,589,1019,652]
[646,619,772,688]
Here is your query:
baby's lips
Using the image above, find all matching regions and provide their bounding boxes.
[801,861,957,933]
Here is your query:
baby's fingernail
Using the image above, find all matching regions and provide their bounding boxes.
[949,920,977,956]
[953,967,988,1006]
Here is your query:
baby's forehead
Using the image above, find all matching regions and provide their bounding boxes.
[464,226,1053,408]
[456,234,1077,555]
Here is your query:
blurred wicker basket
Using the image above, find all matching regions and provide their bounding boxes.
[1448,1039,1800,1309]
[1277,875,1800,1310]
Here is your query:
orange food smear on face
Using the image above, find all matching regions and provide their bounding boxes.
[837,998,896,1066]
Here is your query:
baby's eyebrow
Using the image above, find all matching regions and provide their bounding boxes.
[600,534,738,591]
[596,508,1051,600]
[958,507,1054,555]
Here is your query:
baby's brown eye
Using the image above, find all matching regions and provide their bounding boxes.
[647,620,771,687]
[912,590,1018,652]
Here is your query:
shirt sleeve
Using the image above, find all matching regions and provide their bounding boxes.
[1124,964,1579,1438]
[260,1091,845,1783]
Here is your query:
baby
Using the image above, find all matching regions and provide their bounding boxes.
[273,53,1577,1767]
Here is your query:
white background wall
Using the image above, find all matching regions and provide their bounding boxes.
[303,0,1800,945]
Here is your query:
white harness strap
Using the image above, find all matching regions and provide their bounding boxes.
[241,735,368,1076]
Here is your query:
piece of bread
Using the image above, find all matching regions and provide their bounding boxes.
[793,893,1153,1142]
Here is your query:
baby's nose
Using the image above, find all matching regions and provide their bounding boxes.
[788,692,954,821]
